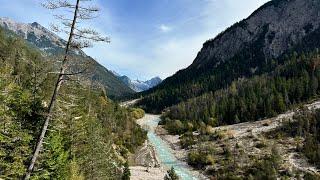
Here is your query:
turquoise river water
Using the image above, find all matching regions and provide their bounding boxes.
[143,115,198,180]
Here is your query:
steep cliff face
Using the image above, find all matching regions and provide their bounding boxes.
[139,0,320,112]
[192,0,320,69]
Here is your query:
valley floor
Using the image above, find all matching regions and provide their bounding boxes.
[130,101,320,179]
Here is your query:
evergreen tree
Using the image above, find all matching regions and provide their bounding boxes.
[0,24,146,180]
[161,50,320,135]
[25,1,109,178]
[164,167,179,180]
[122,161,131,180]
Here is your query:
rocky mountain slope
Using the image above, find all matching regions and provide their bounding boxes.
[0,17,134,98]
[0,17,67,55]
[138,0,320,112]
[119,76,162,92]
[191,0,320,69]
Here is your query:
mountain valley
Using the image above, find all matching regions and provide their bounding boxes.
[1,0,320,179]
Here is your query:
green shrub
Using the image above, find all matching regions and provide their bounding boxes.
[164,167,179,180]
[304,172,320,180]
[122,161,130,180]
[130,108,145,119]
[165,120,186,135]
[246,147,281,180]
[255,142,267,149]
[187,144,215,169]
[180,133,196,149]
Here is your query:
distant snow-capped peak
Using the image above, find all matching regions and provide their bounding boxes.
[115,74,162,92]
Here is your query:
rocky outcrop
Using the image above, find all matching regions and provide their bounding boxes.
[192,0,320,69]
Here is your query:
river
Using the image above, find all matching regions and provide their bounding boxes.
[137,114,198,180]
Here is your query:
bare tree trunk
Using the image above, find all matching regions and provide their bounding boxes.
[24,1,80,179]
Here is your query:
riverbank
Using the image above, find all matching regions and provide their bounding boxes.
[130,115,166,180]
[130,101,320,179]
[130,114,206,180]
[155,125,207,179]
[130,166,167,180]
[157,100,320,178]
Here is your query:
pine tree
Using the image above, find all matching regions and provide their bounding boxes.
[122,161,131,180]
[164,167,179,180]
[25,1,108,179]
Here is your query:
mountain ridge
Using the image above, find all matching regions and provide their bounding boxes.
[138,0,320,112]
[0,17,134,98]
[191,0,320,69]
[0,17,67,55]
[118,75,162,92]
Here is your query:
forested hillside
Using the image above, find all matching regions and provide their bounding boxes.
[162,51,320,133]
[0,17,134,99]
[134,1,320,176]
[137,0,320,113]
[0,27,146,179]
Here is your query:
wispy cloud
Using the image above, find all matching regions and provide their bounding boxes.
[0,0,269,80]
[159,24,172,33]
[88,0,267,80]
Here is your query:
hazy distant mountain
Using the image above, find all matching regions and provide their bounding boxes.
[0,17,134,98]
[118,75,162,92]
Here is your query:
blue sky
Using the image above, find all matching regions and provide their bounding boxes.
[0,0,269,80]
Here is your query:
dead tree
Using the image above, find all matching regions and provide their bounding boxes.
[24,0,109,179]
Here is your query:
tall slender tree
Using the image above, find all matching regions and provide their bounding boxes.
[25,0,109,179]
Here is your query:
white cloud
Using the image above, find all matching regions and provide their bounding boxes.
[0,0,271,80]
[90,0,269,80]
[159,24,172,33]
